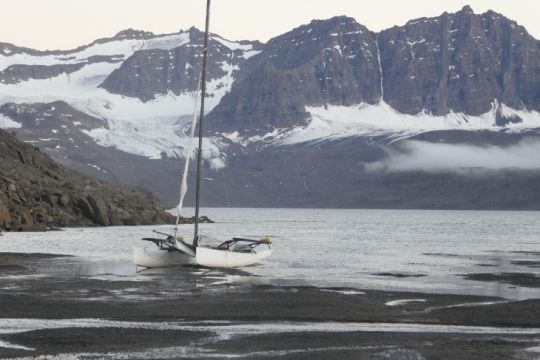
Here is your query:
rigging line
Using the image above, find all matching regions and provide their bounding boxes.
[174,77,202,233]
[194,0,211,246]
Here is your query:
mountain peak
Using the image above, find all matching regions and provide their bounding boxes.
[460,5,474,14]
[307,15,359,29]
[114,29,155,39]
[186,26,203,34]
[268,14,363,45]
[185,26,206,40]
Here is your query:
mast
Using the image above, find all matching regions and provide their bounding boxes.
[194,0,211,246]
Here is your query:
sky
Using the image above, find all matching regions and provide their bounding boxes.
[1,0,539,50]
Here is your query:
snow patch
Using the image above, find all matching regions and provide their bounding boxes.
[0,113,21,128]
[222,131,240,142]
[242,50,262,59]
[87,164,107,173]
[274,102,540,146]
[208,158,226,170]
[0,32,191,72]
[211,36,253,51]
[407,39,426,46]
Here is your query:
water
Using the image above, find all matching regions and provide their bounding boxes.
[1,208,540,299]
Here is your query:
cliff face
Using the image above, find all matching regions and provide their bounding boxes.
[208,16,382,132]
[379,5,540,117]
[0,129,173,230]
[208,6,540,132]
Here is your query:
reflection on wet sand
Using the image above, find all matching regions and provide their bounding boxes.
[1,253,540,359]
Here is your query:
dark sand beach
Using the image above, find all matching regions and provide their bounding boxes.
[0,252,539,359]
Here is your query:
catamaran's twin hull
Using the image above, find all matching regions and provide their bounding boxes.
[195,247,272,268]
[133,247,196,268]
[133,246,271,269]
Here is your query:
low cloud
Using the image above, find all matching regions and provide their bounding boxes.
[366,139,540,173]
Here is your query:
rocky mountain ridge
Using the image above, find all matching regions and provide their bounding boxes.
[1,5,540,210]
[100,27,261,101]
[379,6,540,116]
[208,16,382,132]
[209,6,540,132]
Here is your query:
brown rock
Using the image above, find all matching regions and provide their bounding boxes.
[0,204,11,228]
[76,197,95,222]
[58,194,69,207]
[18,208,33,225]
[87,196,109,226]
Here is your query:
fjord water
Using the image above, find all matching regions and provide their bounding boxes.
[1,208,539,300]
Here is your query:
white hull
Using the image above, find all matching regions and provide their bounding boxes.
[133,246,196,268]
[196,246,272,268]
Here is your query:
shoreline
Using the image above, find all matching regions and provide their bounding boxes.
[0,253,539,359]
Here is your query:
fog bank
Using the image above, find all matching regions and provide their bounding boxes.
[367,139,540,172]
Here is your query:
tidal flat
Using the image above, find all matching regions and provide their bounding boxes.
[1,252,540,359]
[1,209,540,358]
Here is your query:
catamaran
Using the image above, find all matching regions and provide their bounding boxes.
[133,0,272,269]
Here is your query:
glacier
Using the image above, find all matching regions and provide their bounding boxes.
[223,101,540,149]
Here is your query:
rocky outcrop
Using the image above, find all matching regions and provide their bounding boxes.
[100,27,261,101]
[113,29,155,40]
[379,5,540,116]
[208,16,381,132]
[0,128,173,229]
[0,64,85,85]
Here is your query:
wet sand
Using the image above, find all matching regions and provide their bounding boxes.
[1,253,540,359]
[464,272,540,288]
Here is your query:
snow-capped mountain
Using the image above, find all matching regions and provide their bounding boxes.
[1,6,540,209]
[209,5,540,138]
[0,27,259,161]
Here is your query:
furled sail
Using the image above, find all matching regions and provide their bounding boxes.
[175,80,201,230]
